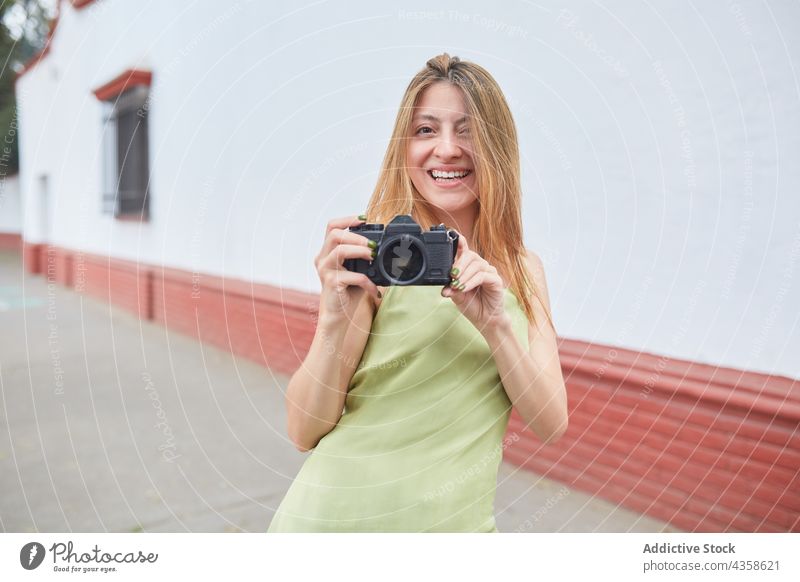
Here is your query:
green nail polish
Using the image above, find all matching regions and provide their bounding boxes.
[358,214,367,221]
[458,283,466,291]
[451,267,459,277]
[451,279,459,287]
[367,240,377,249]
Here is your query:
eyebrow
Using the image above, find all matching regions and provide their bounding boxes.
[412,114,468,124]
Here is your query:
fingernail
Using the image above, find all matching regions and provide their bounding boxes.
[367,240,377,249]
[371,249,377,260]
[451,279,459,288]
[451,267,460,277]
[377,290,382,298]
[458,283,466,291]
[358,214,367,221]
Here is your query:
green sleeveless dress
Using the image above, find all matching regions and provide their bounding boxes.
[267,283,530,532]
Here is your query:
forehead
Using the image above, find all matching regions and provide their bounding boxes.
[412,83,468,121]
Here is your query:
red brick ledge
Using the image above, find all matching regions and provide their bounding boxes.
[21,242,800,533]
[0,232,22,250]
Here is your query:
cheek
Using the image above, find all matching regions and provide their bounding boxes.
[406,144,424,165]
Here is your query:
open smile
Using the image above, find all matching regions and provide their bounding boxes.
[426,169,472,187]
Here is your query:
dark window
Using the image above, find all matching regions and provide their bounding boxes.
[101,86,150,219]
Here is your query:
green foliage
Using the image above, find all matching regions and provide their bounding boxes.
[0,0,55,176]
[0,100,19,171]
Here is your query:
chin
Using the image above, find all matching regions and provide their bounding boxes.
[413,180,477,215]
[430,196,470,210]
[425,196,475,217]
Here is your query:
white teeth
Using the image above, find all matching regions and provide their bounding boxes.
[430,170,470,179]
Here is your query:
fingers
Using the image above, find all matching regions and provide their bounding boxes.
[443,258,502,298]
[458,231,470,252]
[320,214,369,255]
[458,270,500,294]
[317,217,373,266]
[450,256,482,291]
[324,244,374,271]
[328,219,368,241]
[450,229,469,264]
[322,269,380,300]
[316,214,375,287]
[325,214,367,237]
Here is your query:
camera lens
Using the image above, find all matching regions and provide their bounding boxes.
[379,234,425,284]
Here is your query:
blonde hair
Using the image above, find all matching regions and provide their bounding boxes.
[365,52,552,330]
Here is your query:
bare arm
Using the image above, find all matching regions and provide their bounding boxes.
[283,213,383,452]
[482,251,568,444]
[285,292,376,452]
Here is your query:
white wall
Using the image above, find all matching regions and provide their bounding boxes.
[0,175,21,233]
[16,0,800,379]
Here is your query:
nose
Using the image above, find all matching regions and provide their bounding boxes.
[433,130,463,160]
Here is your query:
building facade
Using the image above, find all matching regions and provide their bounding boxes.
[12,0,800,532]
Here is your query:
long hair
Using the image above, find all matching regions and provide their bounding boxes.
[365,52,552,330]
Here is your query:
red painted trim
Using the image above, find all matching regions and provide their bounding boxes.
[0,232,22,250]
[92,69,153,101]
[17,241,800,532]
[557,338,799,404]
[22,241,44,274]
[15,0,100,82]
[558,345,800,421]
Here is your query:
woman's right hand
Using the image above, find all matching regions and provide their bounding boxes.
[314,214,381,324]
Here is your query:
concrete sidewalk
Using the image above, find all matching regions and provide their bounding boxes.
[0,249,679,533]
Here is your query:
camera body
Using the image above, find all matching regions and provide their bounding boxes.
[344,215,459,286]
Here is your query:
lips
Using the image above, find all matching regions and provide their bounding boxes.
[427,169,472,178]
[426,169,473,188]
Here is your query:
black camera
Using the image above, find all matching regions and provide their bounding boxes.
[343,215,459,286]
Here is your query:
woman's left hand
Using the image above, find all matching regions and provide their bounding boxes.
[441,232,509,334]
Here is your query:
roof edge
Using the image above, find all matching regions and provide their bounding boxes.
[14,0,99,82]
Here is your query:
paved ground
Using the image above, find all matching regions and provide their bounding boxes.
[0,249,680,533]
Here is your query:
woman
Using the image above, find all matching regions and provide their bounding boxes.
[268,53,568,533]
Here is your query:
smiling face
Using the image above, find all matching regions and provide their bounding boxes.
[406,82,479,224]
